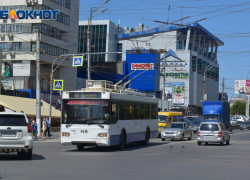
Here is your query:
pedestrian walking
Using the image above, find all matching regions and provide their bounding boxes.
[33,120,38,138]
[45,117,51,137]
[42,118,47,138]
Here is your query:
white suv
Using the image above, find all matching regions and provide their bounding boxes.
[0,112,33,159]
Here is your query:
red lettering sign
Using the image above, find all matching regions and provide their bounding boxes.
[131,63,154,70]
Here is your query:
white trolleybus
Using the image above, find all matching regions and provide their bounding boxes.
[61,80,158,150]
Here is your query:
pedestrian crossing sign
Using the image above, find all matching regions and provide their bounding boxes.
[53,80,64,90]
[73,56,83,66]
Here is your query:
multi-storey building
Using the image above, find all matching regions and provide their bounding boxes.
[117,23,224,114]
[0,0,79,100]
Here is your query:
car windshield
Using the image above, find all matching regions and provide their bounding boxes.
[167,123,183,129]
[158,115,168,123]
[0,115,27,126]
[62,100,111,124]
[191,119,200,125]
[200,124,219,131]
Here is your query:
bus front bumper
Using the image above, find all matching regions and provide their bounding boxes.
[61,138,110,146]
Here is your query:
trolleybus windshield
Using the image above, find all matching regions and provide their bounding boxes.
[62,100,110,124]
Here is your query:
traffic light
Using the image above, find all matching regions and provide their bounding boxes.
[3,62,13,78]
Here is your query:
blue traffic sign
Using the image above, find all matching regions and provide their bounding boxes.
[53,80,63,90]
[73,56,83,66]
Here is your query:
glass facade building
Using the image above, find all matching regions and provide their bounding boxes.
[78,24,107,62]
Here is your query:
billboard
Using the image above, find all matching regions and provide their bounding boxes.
[235,80,250,94]
[173,82,185,105]
[165,83,172,98]
[131,63,154,70]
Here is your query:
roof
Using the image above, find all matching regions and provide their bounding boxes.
[117,22,224,46]
[0,95,61,118]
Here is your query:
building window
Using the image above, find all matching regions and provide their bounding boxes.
[51,0,71,9]
[202,61,206,76]
[39,43,69,56]
[197,59,202,74]
[32,24,61,40]
[0,24,23,33]
[117,43,122,61]
[42,5,70,25]
[192,56,197,72]
[215,68,219,81]
[78,24,107,62]
[0,43,7,51]
[11,42,22,51]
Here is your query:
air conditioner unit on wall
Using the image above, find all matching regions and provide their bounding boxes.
[1,34,4,38]
[8,33,13,37]
[8,85,15,90]
[26,0,31,3]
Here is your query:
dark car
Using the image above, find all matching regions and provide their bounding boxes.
[189,118,200,134]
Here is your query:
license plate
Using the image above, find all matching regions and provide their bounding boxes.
[165,136,174,138]
[204,136,213,138]
[2,132,16,137]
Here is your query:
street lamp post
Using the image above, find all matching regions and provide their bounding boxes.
[87,0,109,80]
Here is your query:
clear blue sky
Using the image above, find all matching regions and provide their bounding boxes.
[79,0,250,99]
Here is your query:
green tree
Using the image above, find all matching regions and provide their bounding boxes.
[230,101,246,115]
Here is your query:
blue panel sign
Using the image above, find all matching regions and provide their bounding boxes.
[73,56,83,66]
[53,80,63,91]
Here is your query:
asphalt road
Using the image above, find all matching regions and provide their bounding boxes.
[1,129,250,180]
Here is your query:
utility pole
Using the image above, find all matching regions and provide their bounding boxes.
[161,53,166,111]
[221,77,225,101]
[203,70,206,101]
[87,0,109,80]
[246,95,250,120]
[35,29,41,136]
[87,8,93,80]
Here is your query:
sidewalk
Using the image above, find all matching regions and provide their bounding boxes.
[33,131,61,142]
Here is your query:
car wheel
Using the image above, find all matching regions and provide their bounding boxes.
[24,148,33,160]
[180,134,184,141]
[198,142,201,146]
[205,142,208,145]
[188,133,192,140]
[77,145,85,151]
[118,131,125,150]
[161,138,165,141]
[220,139,224,146]
[226,137,230,145]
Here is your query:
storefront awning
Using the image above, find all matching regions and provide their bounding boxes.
[0,95,61,118]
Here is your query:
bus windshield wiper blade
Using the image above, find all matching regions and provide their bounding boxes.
[87,121,104,128]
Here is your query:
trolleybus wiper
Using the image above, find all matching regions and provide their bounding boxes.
[87,121,104,128]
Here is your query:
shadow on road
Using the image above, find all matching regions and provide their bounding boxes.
[0,154,45,161]
[66,142,167,153]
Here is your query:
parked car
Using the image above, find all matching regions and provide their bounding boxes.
[239,122,250,130]
[0,112,33,159]
[161,122,192,141]
[197,121,230,146]
[189,118,200,134]
[234,116,245,123]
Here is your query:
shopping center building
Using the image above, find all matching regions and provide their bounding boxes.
[117,23,224,114]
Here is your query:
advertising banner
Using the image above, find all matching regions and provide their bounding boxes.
[235,80,250,94]
[173,82,185,105]
[131,63,154,70]
[165,83,172,98]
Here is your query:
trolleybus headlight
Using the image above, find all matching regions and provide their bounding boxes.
[98,133,108,137]
[62,132,70,137]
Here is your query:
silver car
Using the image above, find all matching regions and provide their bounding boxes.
[0,112,33,159]
[197,121,230,146]
[239,122,250,130]
[161,122,192,141]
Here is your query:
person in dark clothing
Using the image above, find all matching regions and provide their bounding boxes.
[45,117,51,137]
